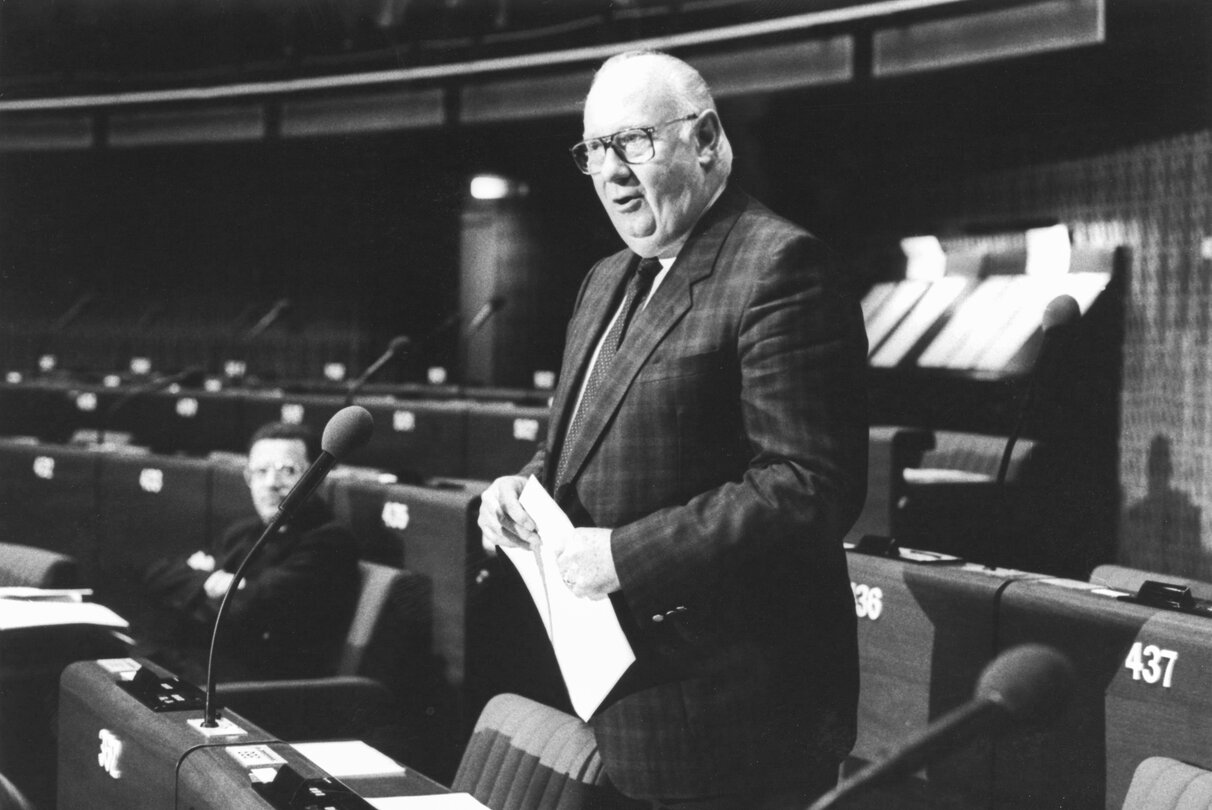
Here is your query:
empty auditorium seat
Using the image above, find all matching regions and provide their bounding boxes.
[0,541,79,588]
[890,429,1053,571]
[451,693,615,810]
[94,453,213,618]
[0,440,100,570]
[1121,757,1212,810]
[218,561,450,775]
[329,476,483,683]
[844,425,931,544]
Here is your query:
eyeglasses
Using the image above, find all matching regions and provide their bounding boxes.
[246,462,304,480]
[569,112,699,175]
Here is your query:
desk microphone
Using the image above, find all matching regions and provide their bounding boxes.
[995,294,1080,489]
[98,366,206,445]
[201,405,374,727]
[465,296,506,335]
[345,335,410,404]
[244,298,293,340]
[807,644,1076,810]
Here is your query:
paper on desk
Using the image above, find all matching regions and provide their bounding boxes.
[0,587,92,602]
[498,476,635,722]
[368,795,489,810]
[292,740,405,777]
[0,598,128,630]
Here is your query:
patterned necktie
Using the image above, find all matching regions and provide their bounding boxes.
[554,257,661,488]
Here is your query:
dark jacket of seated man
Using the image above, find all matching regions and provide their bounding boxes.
[140,423,360,683]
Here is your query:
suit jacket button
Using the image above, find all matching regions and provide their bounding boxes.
[651,614,664,623]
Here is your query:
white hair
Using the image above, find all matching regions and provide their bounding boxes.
[591,50,734,178]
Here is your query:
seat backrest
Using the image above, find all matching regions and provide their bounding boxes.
[337,560,432,679]
[913,430,1037,481]
[0,541,80,588]
[452,693,608,810]
[1122,757,1212,810]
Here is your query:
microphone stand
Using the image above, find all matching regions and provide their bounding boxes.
[97,367,203,447]
[991,295,1080,568]
[344,336,410,405]
[200,405,373,727]
[200,506,298,727]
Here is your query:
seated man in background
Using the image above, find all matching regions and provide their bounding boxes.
[138,422,361,684]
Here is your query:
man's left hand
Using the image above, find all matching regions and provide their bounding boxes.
[552,527,619,600]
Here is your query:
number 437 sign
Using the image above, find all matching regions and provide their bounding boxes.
[1124,641,1178,688]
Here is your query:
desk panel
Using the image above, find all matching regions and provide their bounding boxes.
[245,393,470,481]
[846,551,1035,809]
[95,454,213,619]
[0,382,80,442]
[0,440,100,568]
[122,389,246,455]
[994,578,1175,810]
[463,401,547,481]
[0,625,130,810]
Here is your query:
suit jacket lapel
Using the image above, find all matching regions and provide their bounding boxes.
[556,186,748,492]
[545,253,634,488]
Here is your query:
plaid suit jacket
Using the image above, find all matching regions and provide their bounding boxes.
[521,185,868,799]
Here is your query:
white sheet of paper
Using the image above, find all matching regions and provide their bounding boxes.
[0,598,128,630]
[498,476,635,722]
[292,740,405,777]
[368,795,489,810]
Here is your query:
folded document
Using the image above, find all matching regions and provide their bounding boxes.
[498,476,635,722]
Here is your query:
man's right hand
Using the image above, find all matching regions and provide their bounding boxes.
[478,475,540,551]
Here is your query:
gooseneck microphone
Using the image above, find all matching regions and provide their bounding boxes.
[344,335,410,405]
[97,366,206,446]
[243,298,293,340]
[807,644,1076,810]
[465,296,506,336]
[200,405,374,727]
[994,294,1081,489]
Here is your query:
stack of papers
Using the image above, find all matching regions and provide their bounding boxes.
[0,597,127,630]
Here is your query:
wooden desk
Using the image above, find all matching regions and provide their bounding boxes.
[59,658,450,810]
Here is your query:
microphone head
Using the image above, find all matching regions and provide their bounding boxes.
[175,366,207,388]
[976,643,1076,725]
[1042,295,1081,332]
[387,335,411,353]
[321,406,375,460]
[489,296,506,312]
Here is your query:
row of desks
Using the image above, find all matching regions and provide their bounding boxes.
[0,379,549,482]
[848,549,1212,809]
[2,434,1208,809]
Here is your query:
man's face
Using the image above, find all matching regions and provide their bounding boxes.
[244,438,309,523]
[582,63,710,258]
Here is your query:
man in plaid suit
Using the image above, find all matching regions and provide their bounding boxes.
[479,50,867,809]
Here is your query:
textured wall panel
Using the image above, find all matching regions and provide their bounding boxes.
[898,129,1212,578]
